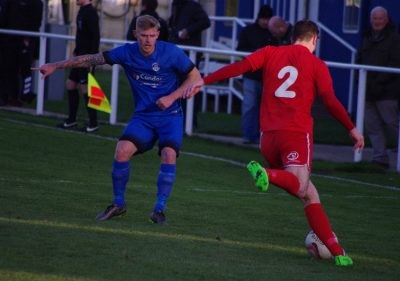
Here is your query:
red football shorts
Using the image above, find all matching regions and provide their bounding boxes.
[260,131,313,171]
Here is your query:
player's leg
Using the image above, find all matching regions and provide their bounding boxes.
[150,114,183,224]
[302,181,353,266]
[150,147,177,224]
[248,131,307,195]
[59,69,80,128]
[96,116,156,221]
[95,140,136,221]
[79,68,98,132]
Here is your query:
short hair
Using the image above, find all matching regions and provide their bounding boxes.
[143,0,158,11]
[136,15,160,31]
[292,20,319,41]
[370,6,388,18]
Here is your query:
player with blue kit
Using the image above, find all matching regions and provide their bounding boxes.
[33,15,201,224]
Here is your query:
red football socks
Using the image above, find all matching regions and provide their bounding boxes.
[266,169,300,196]
[304,203,344,256]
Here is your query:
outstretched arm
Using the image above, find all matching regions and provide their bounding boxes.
[32,53,106,79]
[184,58,252,98]
[156,67,202,110]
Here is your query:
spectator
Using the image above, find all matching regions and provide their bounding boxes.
[0,0,43,107]
[168,0,210,47]
[168,0,210,129]
[58,0,100,133]
[268,16,293,46]
[185,20,364,267]
[237,4,274,144]
[34,15,202,224]
[357,6,400,168]
[0,0,7,106]
[126,0,168,42]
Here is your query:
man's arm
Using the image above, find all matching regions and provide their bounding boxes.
[183,59,253,98]
[320,92,364,152]
[185,4,211,36]
[156,67,201,110]
[32,53,106,79]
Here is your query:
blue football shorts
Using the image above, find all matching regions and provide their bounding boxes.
[120,113,184,156]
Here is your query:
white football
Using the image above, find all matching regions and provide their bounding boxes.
[305,230,337,259]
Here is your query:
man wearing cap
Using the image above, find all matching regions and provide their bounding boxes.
[237,5,274,144]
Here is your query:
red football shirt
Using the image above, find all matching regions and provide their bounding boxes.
[246,44,352,133]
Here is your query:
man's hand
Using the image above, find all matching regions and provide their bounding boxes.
[31,64,57,79]
[178,29,189,39]
[349,127,365,152]
[183,79,204,99]
[156,95,175,110]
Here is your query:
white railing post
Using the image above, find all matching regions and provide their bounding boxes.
[354,69,367,162]
[36,35,47,115]
[110,51,120,125]
[397,120,400,173]
[397,121,400,173]
[185,50,197,136]
[347,52,356,113]
[202,25,212,112]
[227,19,238,114]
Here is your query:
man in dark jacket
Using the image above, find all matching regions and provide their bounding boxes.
[0,0,43,106]
[357,6,400,168]
[236,4,274,144]
[168,0,210,47]
[168,0,210,129]
[268,15,293,46]
[58,0,100,133]
[126,0,168,41]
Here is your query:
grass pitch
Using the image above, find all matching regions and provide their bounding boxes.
[0,110,399,281]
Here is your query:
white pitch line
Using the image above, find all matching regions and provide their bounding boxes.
[189,188,398,199]
[2,117,399,191]
[312,174,400,191]
[180,151,400,191]
[181,151,246,167]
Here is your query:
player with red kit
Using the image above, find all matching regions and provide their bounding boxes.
[185,20,364,266]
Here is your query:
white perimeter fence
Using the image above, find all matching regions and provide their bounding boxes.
[0,28,399,172]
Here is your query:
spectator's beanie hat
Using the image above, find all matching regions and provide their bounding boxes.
[257,5,273,19]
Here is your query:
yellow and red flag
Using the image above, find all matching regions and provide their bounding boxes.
[87,73,112,113]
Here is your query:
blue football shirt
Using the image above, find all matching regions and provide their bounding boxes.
[103,41,194,116]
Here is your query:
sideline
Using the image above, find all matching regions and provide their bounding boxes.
[2,117,399,191]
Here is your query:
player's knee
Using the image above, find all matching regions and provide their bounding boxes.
[115,141,136,162]
[160,147,177,164]
[296,188,307,200]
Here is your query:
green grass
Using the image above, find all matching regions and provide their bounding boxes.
[0,110,399,281]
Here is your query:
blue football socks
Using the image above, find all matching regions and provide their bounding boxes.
[112,160,130,207]
[153,164,176,213]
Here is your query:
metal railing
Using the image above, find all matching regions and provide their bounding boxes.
[202,17,359,115]
[317,21,358,114]
[201,16,252,114]
[1,28,399,172]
